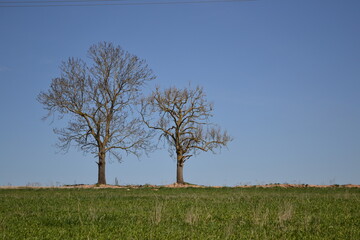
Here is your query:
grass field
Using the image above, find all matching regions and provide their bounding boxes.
[0,187,359,239]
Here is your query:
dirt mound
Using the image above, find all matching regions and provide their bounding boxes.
[162,183,205,188]
[235,184,360,189]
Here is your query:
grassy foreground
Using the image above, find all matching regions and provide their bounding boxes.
[0,187,359,239]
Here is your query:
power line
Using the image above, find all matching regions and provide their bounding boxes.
[0,0,253,8]
[0,0,130,3]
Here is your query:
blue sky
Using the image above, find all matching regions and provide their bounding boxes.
[0,0,359,186]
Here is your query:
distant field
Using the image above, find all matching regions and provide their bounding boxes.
[1,187,359,239]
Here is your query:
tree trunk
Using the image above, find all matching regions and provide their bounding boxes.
[176,163,184,184]
[176,153,184,184]
[97,151,106,185]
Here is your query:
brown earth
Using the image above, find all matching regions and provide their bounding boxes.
[1,183,359,189]
[235,183,360,188]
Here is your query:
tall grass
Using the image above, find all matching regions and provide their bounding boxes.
[0,187,359,239]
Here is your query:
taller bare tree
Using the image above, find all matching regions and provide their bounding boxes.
[38,42,155,185]
[141,86,232,184]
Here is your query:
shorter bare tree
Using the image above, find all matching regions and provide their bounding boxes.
[141,85,232,184]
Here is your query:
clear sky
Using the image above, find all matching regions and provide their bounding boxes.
[0,0,359,186]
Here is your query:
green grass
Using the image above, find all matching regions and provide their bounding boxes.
[0,187,359,239]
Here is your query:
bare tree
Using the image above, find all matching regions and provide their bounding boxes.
[141,85,232,184]
[37,42,155,185]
